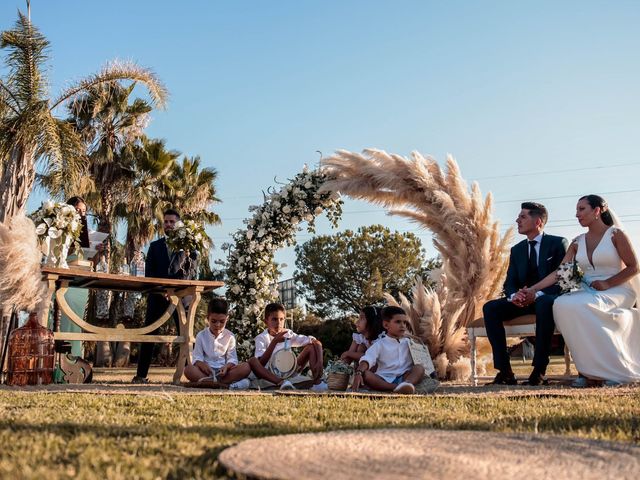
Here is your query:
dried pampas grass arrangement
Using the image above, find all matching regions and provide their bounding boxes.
[323,149,512,380]
[0,215,47,312]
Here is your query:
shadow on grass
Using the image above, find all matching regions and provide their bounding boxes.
[166,445,231,480]
[1,409,637,441]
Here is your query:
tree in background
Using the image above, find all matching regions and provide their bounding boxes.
[115,137,180,262]
[158,155,221,274]
[295,224,435,317]
[64,81,155,267]
[0,12,167,223]
[161,155,221,225]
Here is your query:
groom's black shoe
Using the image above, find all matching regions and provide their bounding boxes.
[485,371,517,386]
[523,369,548,386]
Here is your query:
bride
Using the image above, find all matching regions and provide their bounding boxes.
[523,194,640,386]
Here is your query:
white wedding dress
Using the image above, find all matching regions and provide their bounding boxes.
[553,226,640,383]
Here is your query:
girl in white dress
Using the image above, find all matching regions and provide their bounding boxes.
[523,195,640,386]
[340,306,383,364]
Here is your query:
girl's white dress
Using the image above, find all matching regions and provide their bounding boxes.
[553,227,640,382]
[352,333,371,348]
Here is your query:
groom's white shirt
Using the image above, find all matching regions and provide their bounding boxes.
[529,233,543,266]
[508,232,544,302]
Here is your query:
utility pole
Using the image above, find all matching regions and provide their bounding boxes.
[27,0,31,21]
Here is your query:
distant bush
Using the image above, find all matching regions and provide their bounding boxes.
[297,314,356,360]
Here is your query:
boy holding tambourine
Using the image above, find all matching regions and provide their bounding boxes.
[248,303,328,391]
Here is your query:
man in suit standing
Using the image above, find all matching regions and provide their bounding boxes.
[132,209,198,383]
[483,202,568,386]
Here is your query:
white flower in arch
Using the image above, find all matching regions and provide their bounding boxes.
[224,168,343,359]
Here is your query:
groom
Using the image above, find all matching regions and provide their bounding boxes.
[483,202,568,386]
[132,208,198,383]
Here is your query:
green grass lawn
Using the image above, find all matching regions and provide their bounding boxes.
[1,388,638,480]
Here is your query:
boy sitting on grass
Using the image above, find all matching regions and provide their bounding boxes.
[248,302,328,391]
[351,305,424,394]
[184,297,251,389]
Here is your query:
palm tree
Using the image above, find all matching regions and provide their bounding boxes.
[163,155,221,226]
[111,138,179,366]
[0,11,167,223]
[161,156,221,274]
[69,82,154,242]
[116,137,180,261]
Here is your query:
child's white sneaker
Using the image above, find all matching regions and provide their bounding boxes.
[393,382,416,394]
[229,378,250,390]
[279,380,295,390]
[309,381,329,392]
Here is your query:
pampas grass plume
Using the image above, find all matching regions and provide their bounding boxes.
[0,215,47,312]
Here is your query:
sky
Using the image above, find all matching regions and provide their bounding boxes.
[2,0,640,279]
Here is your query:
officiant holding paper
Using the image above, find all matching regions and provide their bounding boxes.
[58,196,106,357]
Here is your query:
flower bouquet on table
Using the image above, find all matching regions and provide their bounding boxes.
[325,359,354,391]
[30,200,83,268]
[556,260,584,292]
[165,219,211,279]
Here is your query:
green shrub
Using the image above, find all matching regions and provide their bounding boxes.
[297,315,356,360]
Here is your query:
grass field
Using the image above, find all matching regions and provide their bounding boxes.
[1,372,638,479]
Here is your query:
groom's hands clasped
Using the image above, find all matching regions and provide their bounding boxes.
[512,287,536,307]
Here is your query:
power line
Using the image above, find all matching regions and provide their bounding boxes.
[215,161,640,203]
[495,188,640,204]
[216,188,640,221]
[471,161,640,181]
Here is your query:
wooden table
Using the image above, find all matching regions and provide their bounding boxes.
[40,266,223,384]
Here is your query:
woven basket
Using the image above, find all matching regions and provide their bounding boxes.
[327,372,350,391]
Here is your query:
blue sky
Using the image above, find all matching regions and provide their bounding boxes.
[2,1,640,277]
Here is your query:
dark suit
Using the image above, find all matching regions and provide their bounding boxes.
[136,238,198,378]
[483,233,568,374]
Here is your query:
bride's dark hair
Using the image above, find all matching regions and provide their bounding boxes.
[579,194,613,226]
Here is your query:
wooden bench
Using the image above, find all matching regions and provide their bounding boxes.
[467,314,571,386]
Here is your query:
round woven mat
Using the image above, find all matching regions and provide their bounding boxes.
[219,428,640,480]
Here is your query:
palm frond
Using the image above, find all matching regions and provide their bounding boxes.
[0,11,49,108]
[50,60,168,111]
[0,79,21,116]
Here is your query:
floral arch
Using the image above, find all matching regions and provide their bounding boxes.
[226,150,512,379]
[225,167,342,358]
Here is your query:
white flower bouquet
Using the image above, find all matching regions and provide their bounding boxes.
[166,219,211,254]
[165,219,211,279]
[30,200,83,267]
[556,260,584,292]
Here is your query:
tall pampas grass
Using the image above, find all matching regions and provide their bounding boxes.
[0,215,47,312]
[323,149,512,380]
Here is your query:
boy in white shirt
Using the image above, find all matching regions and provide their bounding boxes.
[184,298,251,389]
[352,305,425,394]
[247,302,328,391]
